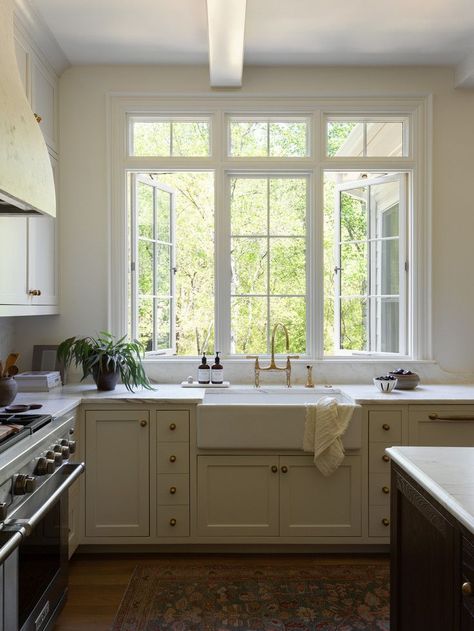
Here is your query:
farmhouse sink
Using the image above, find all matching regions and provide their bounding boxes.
[196,387,362,451]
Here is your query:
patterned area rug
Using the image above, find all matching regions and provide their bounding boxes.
[112,556,390,631]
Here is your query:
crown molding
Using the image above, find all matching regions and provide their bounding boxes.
[14,0,69,76]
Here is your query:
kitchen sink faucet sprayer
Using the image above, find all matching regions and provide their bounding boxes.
[247,322,299,388]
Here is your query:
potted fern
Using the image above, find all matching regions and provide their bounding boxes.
[57,332,152,392]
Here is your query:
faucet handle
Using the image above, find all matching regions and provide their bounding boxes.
[287,355,300,360]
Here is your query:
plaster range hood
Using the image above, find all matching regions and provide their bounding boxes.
[0,0,56,217]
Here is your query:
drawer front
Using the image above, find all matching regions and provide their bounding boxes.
[157,411,190,442]
[157,505,189,537]
[157,473,190,505]
[409,406,474,446]
[369,411,402,443]
[369,472,391,506]
[369,506,391,538]
[158,442,189,474]
[369,442,393,473]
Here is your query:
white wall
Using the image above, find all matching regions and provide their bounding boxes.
[0,319,15,359]
[12,65,474,379]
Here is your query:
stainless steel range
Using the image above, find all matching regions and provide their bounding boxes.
[0,410,84,631]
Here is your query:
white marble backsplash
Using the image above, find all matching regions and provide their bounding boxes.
[0,319,15,360]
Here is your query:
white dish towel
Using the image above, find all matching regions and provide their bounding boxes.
[303,397,355,476]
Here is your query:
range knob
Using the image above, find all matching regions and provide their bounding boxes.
[46,450,62,466]
[53,445,62,453]
[61,439,76,454]
[35,457,54,475]
[61,446,70,459]
[13,474,36,495]
[25,476,37,493]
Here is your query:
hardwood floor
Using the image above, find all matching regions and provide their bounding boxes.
[53,552,389,631]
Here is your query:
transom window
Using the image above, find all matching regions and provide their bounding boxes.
[113,98,427,360]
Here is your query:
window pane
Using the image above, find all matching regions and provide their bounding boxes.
[172,121,210,157]
[327,122,362,157]
[340,298,368,351]
[367,122,403,157]
[137,182,153,239]
[138,296,153,352]
[138,240,153,295]
[270,238,305,295]
[378,297,399,353]
[381,203,399,238]
[155,299,171,350]
[378,239,399,295]
[269,178,306,236]
[230,121,267,157]
[156,189,171,242]
[232,238,267,295]
[270,297,306,354]
[156,244,171,296]
[231,178,267,235]
[269,122,307,157]
[341,242,367,297]
[231,297,267,354]
[133,121,170,156]
[340,189,367,242]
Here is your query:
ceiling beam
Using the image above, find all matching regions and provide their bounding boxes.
[206,0,246,88]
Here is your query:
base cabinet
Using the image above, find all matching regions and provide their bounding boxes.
[197,454,361,538]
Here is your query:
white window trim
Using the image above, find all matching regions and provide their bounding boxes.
[108,94,432,360]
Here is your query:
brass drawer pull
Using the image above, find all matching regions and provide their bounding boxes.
[169,486,177,494]
[382,455,390,462]
[428,413,474,421]
[169,423,176,431]
[28,289,42,296]
[140,420,147,427]
[169,518,177,527]
[169,455,176,463]
[382,424,390,431]
[281,466,288,473]
[462,582,473,596]
[382,486,390,494]
[271,465,278,473]
[382,518,390,527]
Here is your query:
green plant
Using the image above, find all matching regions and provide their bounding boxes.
[57,332,152,392]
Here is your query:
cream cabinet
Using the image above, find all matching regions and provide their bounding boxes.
[197,454,362,538]
[85,410,150,537]
[408,405,474,446]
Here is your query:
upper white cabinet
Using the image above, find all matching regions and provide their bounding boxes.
[31,56,58,153]
[0,217,28,305]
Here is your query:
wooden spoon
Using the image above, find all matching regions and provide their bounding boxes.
[6,365,18,377]
[3,354,19,377]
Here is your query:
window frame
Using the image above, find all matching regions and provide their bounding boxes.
[109,95,431,361]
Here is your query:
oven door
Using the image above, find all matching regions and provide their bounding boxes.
[4,463,84,631]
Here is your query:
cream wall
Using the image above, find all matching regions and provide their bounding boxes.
[12,65,474,378]
[0,320,15,359]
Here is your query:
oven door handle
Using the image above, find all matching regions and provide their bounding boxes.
[6,463,85,536]
[0,530,23,564]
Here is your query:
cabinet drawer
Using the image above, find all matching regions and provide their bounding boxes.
[157,411,189,442]
[157,505,189,537]
[369,411,402,443]
[369,506,391,537]
[409,406,474,446]
[369,442,393,473]
[369,472,391,506]
[157,474,189,505]
[158,442,189,474]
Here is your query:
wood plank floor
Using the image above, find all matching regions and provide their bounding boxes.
[53,553,389,631]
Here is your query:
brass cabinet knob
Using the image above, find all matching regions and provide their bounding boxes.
[382,424,390,431]
[169,423,176,431]
[271,465,278,473]
[28,289,41,296]
[169,455,176,463]
[382,454,390,462]
[382,518,390,527]
[281,466,288,473]
[169,486,177,494]
[34,113,42,123]
[169,518,177,527]
[382,486,390,494]
[140,420,147,427]
[462,582,473,596]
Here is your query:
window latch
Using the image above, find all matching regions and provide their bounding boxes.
[172,266,178,275]
[334,266,343,274]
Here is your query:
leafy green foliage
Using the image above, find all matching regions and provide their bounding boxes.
[57,332,152,392]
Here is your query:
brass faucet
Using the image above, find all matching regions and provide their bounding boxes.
[247,322,299,388]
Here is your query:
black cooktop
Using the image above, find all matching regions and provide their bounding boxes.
[0,414,52,454]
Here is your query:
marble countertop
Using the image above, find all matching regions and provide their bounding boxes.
[8,382,474,418]
[387,446,474,535]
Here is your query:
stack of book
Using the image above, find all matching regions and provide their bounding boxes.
[15,371,62,392]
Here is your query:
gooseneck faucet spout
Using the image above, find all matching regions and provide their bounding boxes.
[247,322,299,388]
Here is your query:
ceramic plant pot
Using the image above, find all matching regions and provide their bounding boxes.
[92,367,120,391]
[0,377,18,406]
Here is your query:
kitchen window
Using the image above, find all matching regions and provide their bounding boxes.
[111,97,430,360]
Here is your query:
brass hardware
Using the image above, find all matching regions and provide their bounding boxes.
[281,466,288,473]
[140,420,147,427]
[28,289,41,296]
[382,486,390,494]
[169,455,176,463]
[271,465,278,473]
[382,424,390,431]
[462,582,473,595]
[34,113,42,123]
[169,518,177,527]
[247,323,299,388]
[169,423,176,431]
[382,518,390,527]
[169,486,177,494]
[429,413,474,421]
[305,365,314,388]
[382,455,390,463]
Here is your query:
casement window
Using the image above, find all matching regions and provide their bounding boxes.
[111,97,429,360]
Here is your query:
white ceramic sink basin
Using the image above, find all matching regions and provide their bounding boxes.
[197,387,361,451]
